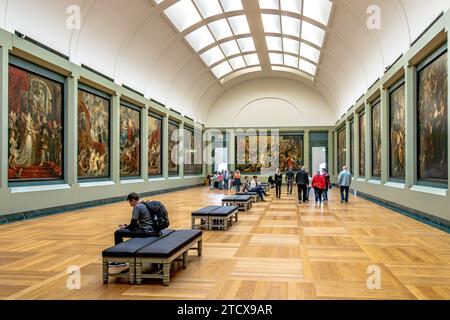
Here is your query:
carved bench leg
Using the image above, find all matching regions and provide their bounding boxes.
[198,239,203,257]
[129,259,136,285]
[102,258,109,284]
[163,263,171,286]
[183,252,189,269]
[135,260,142,285]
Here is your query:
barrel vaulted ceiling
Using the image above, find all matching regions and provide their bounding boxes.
[0,0,448,123]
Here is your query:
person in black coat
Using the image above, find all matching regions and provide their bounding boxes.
[274,169,283,199]
[295,166,309,204]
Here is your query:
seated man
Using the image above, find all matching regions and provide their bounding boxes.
[249,176,267,201]
[114,192,157,246]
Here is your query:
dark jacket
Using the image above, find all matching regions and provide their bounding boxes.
[296,170,309,185]
[274,174,283,185]
[285,170,295,182]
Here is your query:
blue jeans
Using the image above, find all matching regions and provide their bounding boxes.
[323,188,328,201]
[340,186,349,202]
[314,188,323,204]
[235,179,241,192]
[250,187,265,200]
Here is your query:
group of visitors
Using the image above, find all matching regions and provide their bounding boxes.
[207,170,237,191]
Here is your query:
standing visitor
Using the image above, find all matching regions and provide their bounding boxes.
[337,166,352,203]
[285,166,295,195]
[274,169,283,199]
[312,170,326,206]
[234,170,242,192]
[295,166,309,204]
[322,168,330,202]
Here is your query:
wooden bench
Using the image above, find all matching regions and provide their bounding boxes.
[192,206,238,231]
[236,192,258,203]
[191,206,222,230]
[101,230,174,285]
[135,230,202,286]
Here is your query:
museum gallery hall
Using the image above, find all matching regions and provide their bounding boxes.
[0,0,449,302]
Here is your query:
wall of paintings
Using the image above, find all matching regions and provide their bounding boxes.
[417,49,448,185]
[278,134,304,171]
[359,112,366,177]
[168,121,179,175]
[120,104,140,178]
[148,114,162,176]
[337,128,346,173]
[8,63,64,183]
[371,100,381,178]
[77,88,110,179]
[183,127,202,175]
[389,82,406,179]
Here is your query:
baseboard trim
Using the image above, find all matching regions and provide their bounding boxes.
[350,188,450,234]
[0,184,205,226]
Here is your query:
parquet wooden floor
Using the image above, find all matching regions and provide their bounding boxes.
[0,187,449,300]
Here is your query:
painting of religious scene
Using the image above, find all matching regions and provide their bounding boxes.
[120,105,140,177]
[390,83,406,178]
[235,134,260,173]
[359,113,366,177]
[168,122,179,175]
[184,128,196,175]
[77,89,110,178]
[418,50,448,183]
[337,128,346,173]
[372,101,381,177]
[8,65,63,182]
[148,115,162,176]
[279,134,303,171]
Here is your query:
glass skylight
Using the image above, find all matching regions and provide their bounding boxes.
[269,52,283,65]
[164,0,202,32]
[301,21,326,47]
[208,19,233,40]
[300,42,321,63]
[299,59,317,75]
[200,46,225,66]
[266,36,283,51]
[303,0,333,26]
[261,14,281,33]
[280,0,302,14]
[237,37,256,52]
[229,56,246,70]
[194,0,223,19]
[284,54,299,68]
[228,15,250,35]
[185,26,215,52]
[283,38,300,55]
[212,61,232,78]
[281,16,301,37]
[259,0,279,10]
[244,54,260,66]
[220,0,243,12]
[220,40,241,57]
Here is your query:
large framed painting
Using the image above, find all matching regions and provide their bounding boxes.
[8,59,65,183]
[279,133,304,171]
[417,45,448,185]
[389,80,406,179]
[359,112,366,177]
[350,119,354,174]
[148,113,162,176]
[120,103,141,178]
[184,127,196,175]
[77,86,110,179]
[371,100,381,178]
[337,127,346,173]
[168,121,179,176]
[194,129,203,175]
[235,132,259,173]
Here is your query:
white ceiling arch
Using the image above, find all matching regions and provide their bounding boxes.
[1,0,448,123]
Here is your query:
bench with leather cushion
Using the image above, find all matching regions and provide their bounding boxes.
[136,230,202,258]
[235,195,253,202]
[222,196,240,202]
[191,206,222,216]
[210,205,238,215]
[102,229,175,258]
[236,192,257,196]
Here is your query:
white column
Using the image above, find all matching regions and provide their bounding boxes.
[179,121,184,178]
[354,112,360,178]
[111,93,121,184]
[304,130,310,171]
[0,45,9,189]
[66,72,79,186]
[365,102,371,180]
[405,65,416,188]
[162,115,169,179]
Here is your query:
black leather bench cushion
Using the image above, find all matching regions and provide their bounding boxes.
[136,230,202,258]
[235,195,253,202]
[192,206,222,215]
[222,196,239,201]
[102,230,175,257]
[210,205,238,215]
[236,192,257,196]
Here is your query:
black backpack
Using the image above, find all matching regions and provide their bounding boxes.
[142,201,170,233]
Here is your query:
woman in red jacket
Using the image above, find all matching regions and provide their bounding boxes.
[311,170,326,205]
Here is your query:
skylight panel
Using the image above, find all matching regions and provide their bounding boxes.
[284,54,299,68]
[185,26,215,52]
[300,42,321,63]
[261,14,281,33]
[266,36,283,51]
[194,0,223,19]
[220,0,243,12]
[301,21,326,47]
[220,40,241,57]
[283,38,300,55]
[299,59,317,75]
[269,52,283,65]
[200,46,225,66]
[259,0,279,10]
[229,56,246,70]
[208,19,233,40]
[237,37,256,52]
[154,0,164,4]
[244,53,260,66]
[212,61,232,78]
[280,0,302,14]
[272,65,314,80]
[281,16,300,37]
[164,0,202,32]
[228,15,250,35]
[303,0,333,26]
